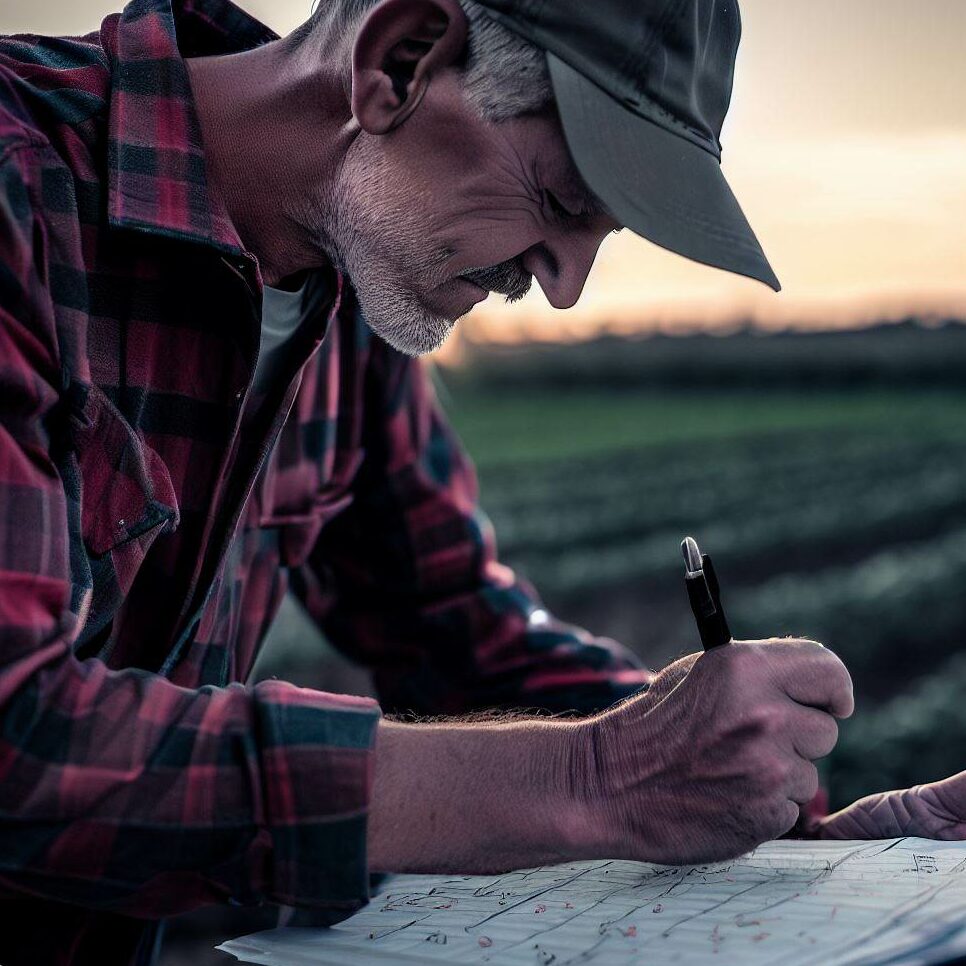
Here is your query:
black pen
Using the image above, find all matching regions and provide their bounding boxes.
[681,536,732,650]
[681,538,819,837]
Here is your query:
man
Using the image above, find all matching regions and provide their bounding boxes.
[0,0,854,962]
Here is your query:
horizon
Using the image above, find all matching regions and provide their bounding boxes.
[5,0,965,343]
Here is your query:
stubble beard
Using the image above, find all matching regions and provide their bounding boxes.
[302,147,534,357]
[314,152,462,357]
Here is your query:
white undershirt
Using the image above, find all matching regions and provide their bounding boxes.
[253,279,309,396]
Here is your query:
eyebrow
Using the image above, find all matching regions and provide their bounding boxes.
[574,178,623,230]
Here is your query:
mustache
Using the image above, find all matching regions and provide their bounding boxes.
[460,258,533,304]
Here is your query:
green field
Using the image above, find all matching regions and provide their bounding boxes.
[437,372,966,808]
[443,388,966,468]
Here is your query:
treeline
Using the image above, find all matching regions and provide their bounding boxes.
[446,319,966,392]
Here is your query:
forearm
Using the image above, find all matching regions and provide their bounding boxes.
[368,716,591,874]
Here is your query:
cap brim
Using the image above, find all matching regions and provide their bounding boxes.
[547,53,781,292]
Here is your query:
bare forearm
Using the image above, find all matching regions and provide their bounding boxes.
[368,716,588,874]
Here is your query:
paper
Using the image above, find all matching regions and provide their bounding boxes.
[218,837,966,966]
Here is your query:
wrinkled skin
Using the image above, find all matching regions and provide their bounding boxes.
[185,0,622,357]
[578,639,854,865]
[821,772,966,840]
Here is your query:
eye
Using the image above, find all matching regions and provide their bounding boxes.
[543,189,576,221]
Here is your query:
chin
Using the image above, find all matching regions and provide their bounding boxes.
[351,271,480,356]
[359,300,455,357]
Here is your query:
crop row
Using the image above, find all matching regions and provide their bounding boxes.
[483,442,966,565]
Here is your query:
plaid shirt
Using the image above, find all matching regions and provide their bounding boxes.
[0,0,651,962]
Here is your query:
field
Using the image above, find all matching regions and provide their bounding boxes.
[436,323,966,809]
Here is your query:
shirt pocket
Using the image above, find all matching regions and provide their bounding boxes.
[67,382,180,606]
[258,451,363,569]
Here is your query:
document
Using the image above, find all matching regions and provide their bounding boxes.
[218,837,966,966]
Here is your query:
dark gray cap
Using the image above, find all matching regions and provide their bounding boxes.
[473,0,781,291]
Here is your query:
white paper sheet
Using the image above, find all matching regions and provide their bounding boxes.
[217,837,966,966]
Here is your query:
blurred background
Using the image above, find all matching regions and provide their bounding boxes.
[5,0,966,962]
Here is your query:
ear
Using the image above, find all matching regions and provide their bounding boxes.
[351,0,469,134]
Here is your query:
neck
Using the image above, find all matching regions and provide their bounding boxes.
[184,29,355,287]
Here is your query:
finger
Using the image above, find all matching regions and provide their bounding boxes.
[764,642,854,718]
[819,792,904,839]
[786,760,819,806]
[925,770,966,813]
[787,707,839,760]
[774,799,801,839]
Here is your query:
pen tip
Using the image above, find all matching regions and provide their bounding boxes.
[682,536,702,573]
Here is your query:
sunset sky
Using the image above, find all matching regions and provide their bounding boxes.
[5,0,965,341]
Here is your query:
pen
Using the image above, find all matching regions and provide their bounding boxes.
[681,536,732,650]
[681,537,819,838]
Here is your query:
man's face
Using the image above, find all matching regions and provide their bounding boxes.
[322,69,621,355]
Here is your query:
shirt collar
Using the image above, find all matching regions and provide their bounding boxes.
[105,0,279,255]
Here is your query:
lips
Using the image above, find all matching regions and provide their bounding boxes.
[460,259,533,302]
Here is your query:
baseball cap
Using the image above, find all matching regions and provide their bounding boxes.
[473,0,781,291]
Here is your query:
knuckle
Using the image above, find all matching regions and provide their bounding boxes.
[793,761,819,802]
[752,755,788,792]
[776,800,800,836]
[775,636,824,654]
[744,704,787,740]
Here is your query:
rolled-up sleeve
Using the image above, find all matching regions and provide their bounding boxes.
[0,141,381,918]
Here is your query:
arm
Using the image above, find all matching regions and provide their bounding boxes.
[367,639,856,872]
[294,334,651,717]
[0,142,380,916]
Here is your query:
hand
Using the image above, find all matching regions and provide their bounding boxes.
[579,638,853,865]
[635,651,701,709]
[820,771,966,840]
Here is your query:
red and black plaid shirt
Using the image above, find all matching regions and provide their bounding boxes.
[0,0,651,962]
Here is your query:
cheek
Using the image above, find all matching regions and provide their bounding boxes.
[437,168,546,266]
[432,212,542,275]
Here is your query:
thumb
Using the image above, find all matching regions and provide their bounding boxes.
[819,790,907,840]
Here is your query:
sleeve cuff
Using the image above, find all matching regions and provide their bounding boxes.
[253,682,381,909]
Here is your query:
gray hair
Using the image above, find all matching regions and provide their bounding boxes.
[305,0,554,122]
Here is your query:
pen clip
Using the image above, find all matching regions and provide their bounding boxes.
[701,553,721,606]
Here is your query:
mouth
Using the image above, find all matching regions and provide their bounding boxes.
[422,276,490,321]
[458,260,533,304]
[458,276,488,295]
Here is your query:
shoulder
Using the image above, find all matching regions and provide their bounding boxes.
[0,27,112,155]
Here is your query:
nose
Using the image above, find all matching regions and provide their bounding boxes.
[520,226,607,310]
